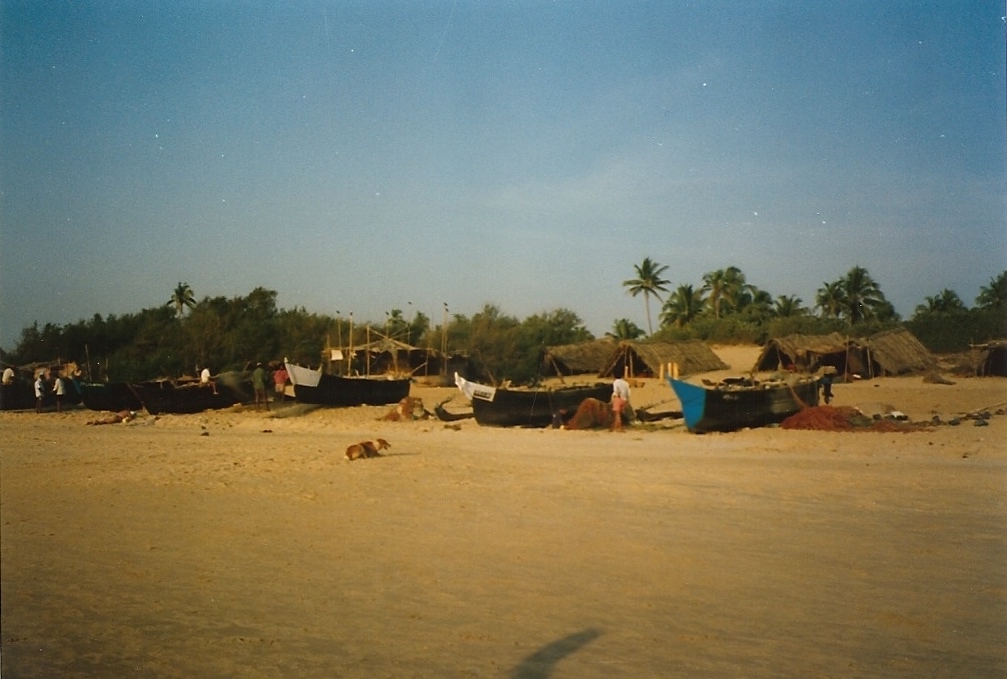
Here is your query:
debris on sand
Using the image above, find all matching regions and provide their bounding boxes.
[781,406,932,432]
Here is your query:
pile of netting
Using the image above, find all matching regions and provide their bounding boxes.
[562,398,614,430]
[781,406,931,433]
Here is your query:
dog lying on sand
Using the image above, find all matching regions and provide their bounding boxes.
[345,438,391,461]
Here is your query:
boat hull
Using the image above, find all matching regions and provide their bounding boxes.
[286,363,410,407]
[468,383,612,428]
[668,377,819,433]
[0,382,36,410]
[77,381,144,412]
[130,382,241,415]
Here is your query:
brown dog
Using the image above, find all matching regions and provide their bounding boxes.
[345,438,391,461]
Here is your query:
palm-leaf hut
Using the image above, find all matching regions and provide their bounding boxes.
[598,340,728,379]
[860,328,936,377]
[753,333,855,373]
[965,340,1007,377]
[540,338,617,377]
[754,329,936,378]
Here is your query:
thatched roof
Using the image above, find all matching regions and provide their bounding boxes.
[541,339,617,376]
[962,339,1007,377]
[753,333,850,372]
[862,328,936,376]
[598,340,728,378]
[754,328,936,377]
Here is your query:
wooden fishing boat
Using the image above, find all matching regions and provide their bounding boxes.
[130,373,252,415]
[455,373,612,427]
[667,375,819,433]
[0,381,37,410]
[285,361,410,407]
[76,381,143,412]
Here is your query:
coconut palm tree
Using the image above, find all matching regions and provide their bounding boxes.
[840,265,885,325]
[815,281,844,320]
[622,257,670,335]
[773,294,807,318]
[168,282,196,318]
[607,318,645,341]
[914,289,966,316]
[975,271,1007,310]
[701,266,748,318]
[661,284,705,328]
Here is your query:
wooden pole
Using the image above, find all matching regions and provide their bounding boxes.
[348,312,354,375]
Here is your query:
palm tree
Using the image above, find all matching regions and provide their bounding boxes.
[773,294,807,318]
[168,282,196,318]
[914,289,966,316]
[622,257,670,335]
[975,271,1007,310]
[607,318,645,341]
[661,284,705,328]
[815,281,844,320]
[701,266,747,318]
[840,265,885,325]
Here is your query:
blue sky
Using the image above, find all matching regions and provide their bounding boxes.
[2,1,1004,349]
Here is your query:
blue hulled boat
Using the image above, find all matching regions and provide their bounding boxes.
[668,376,819,433]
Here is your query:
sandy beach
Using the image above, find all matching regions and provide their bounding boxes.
[2,346,1005,678]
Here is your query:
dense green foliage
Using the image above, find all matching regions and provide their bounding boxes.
[3,288,593,385]
[3,268,1004,385]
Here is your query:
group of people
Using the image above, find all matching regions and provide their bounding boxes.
[196,362,290,412]
[33,370,67,413]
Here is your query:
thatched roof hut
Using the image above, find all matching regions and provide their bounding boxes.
[753,333,854,373]
[964,340,1007,377]
[753,328,935,378]
[598,340,728,379]
[861,328,936,377]
[540,339,617,376]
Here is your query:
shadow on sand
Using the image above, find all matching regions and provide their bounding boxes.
[510,628,602,679]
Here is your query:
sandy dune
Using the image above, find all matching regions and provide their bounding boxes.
[2,346,1005,677]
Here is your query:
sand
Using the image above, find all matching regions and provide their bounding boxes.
[2,346,1005,678]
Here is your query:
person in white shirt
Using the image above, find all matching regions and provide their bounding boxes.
[199,367,218,394]
[52,375,66,413]
[34,373,45,413]
[611,376,631,431]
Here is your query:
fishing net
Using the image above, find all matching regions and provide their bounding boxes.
[781,405,931,432]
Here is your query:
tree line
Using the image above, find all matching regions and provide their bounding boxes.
[2,269,1004,385]
[620,261,1006,351]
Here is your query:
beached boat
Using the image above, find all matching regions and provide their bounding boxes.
[0,381,37,410]
[667,376,820,433]
[130,377,248,415]
[76,381,144,412]
[455,372,612,427]
[285,361,410,407]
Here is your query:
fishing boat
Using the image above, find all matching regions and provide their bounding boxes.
[130,379,244,415]
[285,361,410,407]
[0,381,36,410]
[76,381,144,412]
[667,375,820,433]
[455,372,612,427]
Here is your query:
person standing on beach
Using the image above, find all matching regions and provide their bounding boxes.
[252,362,269,411]
[611,375,631,432]
[52,374,66,412]
[272,364,288,402]
[819,370,834,405]
[34,372,45,413]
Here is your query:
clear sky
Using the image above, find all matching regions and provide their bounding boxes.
[2,1,1005,349]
